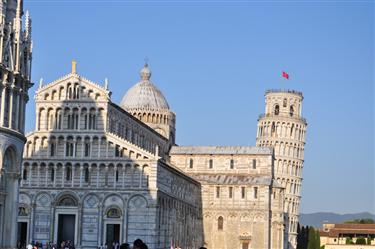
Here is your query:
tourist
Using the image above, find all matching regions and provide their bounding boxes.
[133,239,143,249]
[119,243,129,249]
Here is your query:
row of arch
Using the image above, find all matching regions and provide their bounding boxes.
[273,103,295,117]
[42,82,104,102]
[21,162,150,189]
[265,95,302,116]
[288,216,299,234]
[129,110,175,126]
[284,196,301,217]
[157,195,202,249]
[24,135,153,159]
[37,106,102,131]
[257,120,306,141]
[108,109,168,155]
[275,159,303,177]
[18,191,151,246]
[276,177,302,196]
[258,140,305,160]
[0,84,27,132]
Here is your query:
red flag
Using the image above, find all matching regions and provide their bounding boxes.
[282,71,289,79]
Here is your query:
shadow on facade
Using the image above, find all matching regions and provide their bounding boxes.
[16,78,203,249]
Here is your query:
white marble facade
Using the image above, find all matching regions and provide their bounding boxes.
[18,64,202,249]
[17,61,308,249]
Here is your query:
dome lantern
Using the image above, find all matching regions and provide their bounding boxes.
[140,63,151,81]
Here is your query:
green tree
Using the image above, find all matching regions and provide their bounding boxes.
[315,229,321,248]
[367,236,372,245]
[308,227,318,249]
[346,237,354,244]
[297,225,310,249]
[356,237,367,245]
[344,219,375,224]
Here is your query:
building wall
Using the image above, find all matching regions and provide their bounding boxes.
[0,0,33,248]
[323,245,375,249]
[170,147,285,249]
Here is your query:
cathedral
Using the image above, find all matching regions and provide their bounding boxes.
[0,1,307,249]
[17,61,306,249]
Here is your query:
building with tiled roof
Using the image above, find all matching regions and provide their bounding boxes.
[320,223,375,249]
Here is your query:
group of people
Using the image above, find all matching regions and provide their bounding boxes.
[20,240,74,249]
[19,239,207,249]
[101,238,148,249]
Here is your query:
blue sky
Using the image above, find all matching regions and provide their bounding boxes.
[24,0,374,214]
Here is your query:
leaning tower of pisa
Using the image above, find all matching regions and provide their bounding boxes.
[256,89,307,249]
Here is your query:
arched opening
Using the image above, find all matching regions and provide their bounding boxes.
[218,216,224,230]
[274,105,280,115]
[290,105,294,117]
[58,195,77,207]
[84,168,90,183]
[189,158,193,169]
[3,147,16,171]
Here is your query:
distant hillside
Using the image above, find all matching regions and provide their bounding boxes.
[300,212,375,228]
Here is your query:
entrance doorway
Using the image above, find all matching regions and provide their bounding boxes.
[17,222,27,248]
[57,214,75,245]
[106,224,120,246]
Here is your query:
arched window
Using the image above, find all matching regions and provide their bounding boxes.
[84,168,89,183]
[18,207,28,216]
[56,110,62,129]
[290,124,294,136]
[216,186,220,198]
[115,169,119,182]
[107,208,121,218]
[290,105,294,117]
[3,147,15,170]
[66,167,72,181]
[84,143,90,157]
[230,159,234,169]
[58,196,77,206]
[66,142,74,157]
[50,143,55,157]
[218,216,224,230]
[50,168,55,181]
[209,159,213,169]
[271,122,276,135]
[283,98,287,107]
[274,105,280,115]
[23,168,27,180]
[189,158,194,169]
[252,159,257,169]
[253,187,258,199]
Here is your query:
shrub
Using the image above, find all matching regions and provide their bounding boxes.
[356,237,367,245]
[346,238,354,244]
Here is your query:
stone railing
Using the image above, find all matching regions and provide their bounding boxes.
[265,89,303,97]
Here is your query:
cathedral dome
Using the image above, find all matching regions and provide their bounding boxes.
[120,64,170,110]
